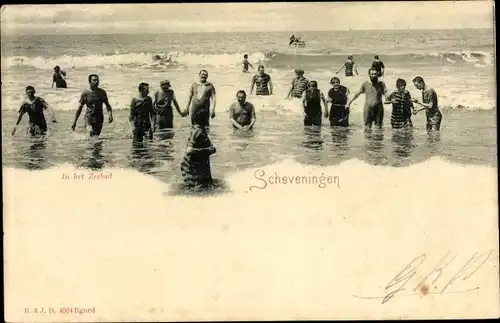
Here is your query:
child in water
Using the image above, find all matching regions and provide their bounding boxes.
[180,109,217,189]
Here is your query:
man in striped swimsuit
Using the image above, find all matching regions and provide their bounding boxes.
[250,65,273,96]
[287,68,310,99]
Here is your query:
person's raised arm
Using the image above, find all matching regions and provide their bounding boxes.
[72,92,85,131]
[412,89,434,110]
[103,90,113,123]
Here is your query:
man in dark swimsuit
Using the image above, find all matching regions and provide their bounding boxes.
[371,55,385,77]
[336,56,358,77]
[241,54,254,73]
[129,82,154,143]
[347,68,388,129]
[51,66,67,88]
[250,65,273,96]
[384,78,414,129]
[228,90,256,131]
[327,77,350,127]
[12,86,57,136]
[72,74,113,137]
[153,80,186,130]
[302,80,327,126]
[185,69,216,128]
[412,76,443,132]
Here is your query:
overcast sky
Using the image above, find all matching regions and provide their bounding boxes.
[0,1,494,35]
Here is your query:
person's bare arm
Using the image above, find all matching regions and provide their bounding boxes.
[72,92,86,130]
[336,63,346,74]
[269,77,273,95]
[12,106,26,135]
[210,85,216,118]
[41,98,57,122]
[186,84,194,116]
[103,90,113,123]
[171,92,184,116]
[286,80,294,99]
[250,76,256,95]
[248,104,257,129]
[346,83,365,107]
[320,91,327,115]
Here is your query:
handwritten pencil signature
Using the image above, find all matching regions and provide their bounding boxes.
[353,250,494,304]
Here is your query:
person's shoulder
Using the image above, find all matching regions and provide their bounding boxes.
[97,87,107,94]
[246,101,255,109]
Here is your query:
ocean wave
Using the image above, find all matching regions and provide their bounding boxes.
[1,51,269,70]
[2,50,493,70]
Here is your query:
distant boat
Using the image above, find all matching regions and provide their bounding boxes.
[288,35,307,48]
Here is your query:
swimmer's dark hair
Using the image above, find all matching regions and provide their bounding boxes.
[88,74,98,83]
[412,76,425,84]
[236,90,247,97]
[348,55,353,60]
[138,82,149,91]
[396,78,406,87]
[25,85,35,92]
[258,64,265,69]
[54,65,60,70]
[309,80,318,86]
[244,54,248,58]
[199,69,208,75]
[374,55,380,59]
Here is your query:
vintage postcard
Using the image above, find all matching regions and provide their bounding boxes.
[2,1,498,321]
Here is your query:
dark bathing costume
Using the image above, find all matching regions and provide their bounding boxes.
[130,96,154,142]
[345,61,355,77]
[230,102,254,128]
[190,82,216,128]
[387,90,413,129]
[154,89,175,129]
[422,87,442,131]
[53,72,67,88]
[19,97,49,136]
[328,85,349,127]
[303,89,322,126]
[242,59,250,72]
[79,87,110,136]
[252,73,271,95]
[180,125,215,188]
[371,60,385,77]
[359,80,387,128]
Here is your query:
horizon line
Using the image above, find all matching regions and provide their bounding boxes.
[1,27,493,37]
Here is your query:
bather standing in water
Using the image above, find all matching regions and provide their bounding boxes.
[153,80,186,130]
[12,86,57,136]
[185,69,217,128]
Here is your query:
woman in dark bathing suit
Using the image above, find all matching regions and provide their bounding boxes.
[327,77,350,127]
